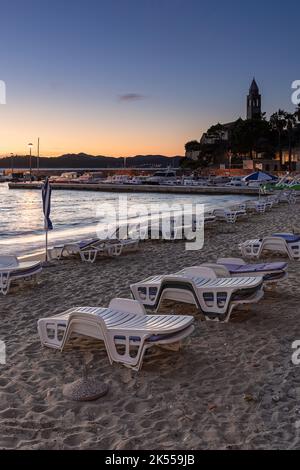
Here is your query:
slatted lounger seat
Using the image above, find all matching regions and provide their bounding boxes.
[38,299,194,370]
[262,199,275,210]
[278,191,296,204]
[239,233,300,260]
[130,267,264,322]
[204,214,216,226]
[244,200,267,213]
[0,255,42,295]
[50,237,139,263]
[213,208,247,224]
[233,200,267,214]
[201,258,288,284]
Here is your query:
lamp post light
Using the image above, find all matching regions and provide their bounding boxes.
[10,153,14,177]
[28,143,33,180]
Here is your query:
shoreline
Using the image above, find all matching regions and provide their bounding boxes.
[1,181,256,258]
[1,201,300,449]
[8,181,261,195]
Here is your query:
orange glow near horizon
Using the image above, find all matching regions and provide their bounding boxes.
[0,139,187,158]
[0,94,209,158]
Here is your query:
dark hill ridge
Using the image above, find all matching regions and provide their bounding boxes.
[0,153,183,169]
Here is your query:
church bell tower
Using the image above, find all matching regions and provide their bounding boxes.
[247,78,261,119]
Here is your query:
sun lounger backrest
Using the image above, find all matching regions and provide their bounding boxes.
[217,257,246,265]
[108,298,146,316]
[272,233,300,243]
[260,237,293,259]
[213,209,227,215]
[182,266,218,279]
[0,255,19,269]
[201,263,231,278]
[79,238,101,249]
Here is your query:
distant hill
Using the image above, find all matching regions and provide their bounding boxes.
[0,153,183,169]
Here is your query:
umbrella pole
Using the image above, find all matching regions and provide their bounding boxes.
[45,224,48,262]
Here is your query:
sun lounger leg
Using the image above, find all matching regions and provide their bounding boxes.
[80,250,98,263]
[227,213,237,223]
[61,321,114,364]
[0,272,11,296]
[104,330,148,369]
[204,304,233,322]
[106,244,123,257]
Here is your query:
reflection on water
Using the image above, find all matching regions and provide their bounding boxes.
[0,183,251,256]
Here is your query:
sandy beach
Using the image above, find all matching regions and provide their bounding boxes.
[1,201,300,450]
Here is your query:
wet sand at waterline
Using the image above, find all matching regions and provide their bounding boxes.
[1,203,300,450]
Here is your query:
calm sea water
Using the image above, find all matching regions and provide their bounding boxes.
[0,183,251,256]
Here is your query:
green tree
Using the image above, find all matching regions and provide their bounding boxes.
[231,118,271,158]
[184,140,201,152]
[270,109,288,166]
[206,123,225,143]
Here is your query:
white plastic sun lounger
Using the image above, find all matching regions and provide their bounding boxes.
[201,258,288,285]
[266,194,279,205]
[213,208,247,223]
[268,190,296,205]
[0,255,42,295]
[239,233,300,260]
[261,198,275,210]
[204,213,216,226]
[278,191,296,204]
[50,237,139,263]
[130,267,264,322]
[38,298,194,370]
[233,200,268,214]
[244,200,267,213]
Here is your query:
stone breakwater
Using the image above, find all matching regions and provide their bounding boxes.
[9,181,260,195]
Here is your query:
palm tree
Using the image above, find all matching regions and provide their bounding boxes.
[294,104,300,122]
[270,109,288,167]
[285,113,297,171]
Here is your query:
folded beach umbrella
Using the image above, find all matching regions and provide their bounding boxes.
[42,177,53,260]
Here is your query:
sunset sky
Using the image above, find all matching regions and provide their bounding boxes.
[0,0,299,157]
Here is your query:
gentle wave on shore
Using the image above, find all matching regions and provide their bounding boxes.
[0,183,251,256]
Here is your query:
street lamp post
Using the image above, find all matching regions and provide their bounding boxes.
[37,137,40,176]
[10,153,14,177]
[28,143,33,180]
[228,151,232,170]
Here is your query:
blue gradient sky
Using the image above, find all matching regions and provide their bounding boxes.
[0,0,299,156]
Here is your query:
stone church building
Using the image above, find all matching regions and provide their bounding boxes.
[186,79,300,171]
[199,78,262,146]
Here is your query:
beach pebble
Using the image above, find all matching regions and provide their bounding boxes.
[243,393,255,402]
[287,388,296,399]
[272,395,280,402]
